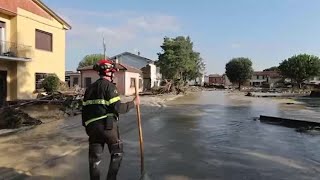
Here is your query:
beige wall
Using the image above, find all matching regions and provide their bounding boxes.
[14,8,66,99]
[124,72,143,96]
[81,70,99,88]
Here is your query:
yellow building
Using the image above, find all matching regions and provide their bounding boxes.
[0,0,71,105]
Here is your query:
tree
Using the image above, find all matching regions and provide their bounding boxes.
[225,57,253,89]
[41,74,60,93]
[278,54,320,88]
[263,66,279,72]
[78,54,106,68]
[155,36,205,82]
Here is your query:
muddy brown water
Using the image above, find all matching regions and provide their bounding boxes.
[8,91,320,180]
[118,91,320,180]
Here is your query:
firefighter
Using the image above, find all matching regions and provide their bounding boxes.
[82,59,140,180]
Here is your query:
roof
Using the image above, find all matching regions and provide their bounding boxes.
[253,71,281,78]
[77,63,142,74]
[208,74,222,78]
[110,52,154,63]
[65,71,80,76]
[120,63,142,74]
[33,0,72,30]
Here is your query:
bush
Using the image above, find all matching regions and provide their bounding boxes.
[42,74,60,93]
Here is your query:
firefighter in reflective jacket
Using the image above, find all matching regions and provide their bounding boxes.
[82,59,139,180]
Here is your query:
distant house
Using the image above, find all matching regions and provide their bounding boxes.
[250,71,282,88]
[208,74,224,85]
[110,51,161,89]
[187,75,205,86]
[77,63,143,96]
[110,52,154,69]
[65,71,81,87]
[141,64,162,90]
[222,74,232,86]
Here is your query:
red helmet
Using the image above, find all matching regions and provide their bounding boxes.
[93,59,117,75]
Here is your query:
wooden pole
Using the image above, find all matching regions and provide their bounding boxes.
[135,78,144,175]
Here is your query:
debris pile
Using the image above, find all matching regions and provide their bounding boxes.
[151,79,202,95]
[0,108,42,129]
[0,89,84,130]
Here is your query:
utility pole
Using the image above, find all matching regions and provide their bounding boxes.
[103,35,106,59]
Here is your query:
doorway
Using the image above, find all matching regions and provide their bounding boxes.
[0,71,7,107]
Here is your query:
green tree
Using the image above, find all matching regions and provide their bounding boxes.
[155,36,205,82]
[41,74,60,93]
[263,66,279,72]
[278,54,320,88]
[78,54,106,68]
[225,57,253,89]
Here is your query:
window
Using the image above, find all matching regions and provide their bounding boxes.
[73,77,79,86]
[139,79,142,88]
[85,77,92,88]
[35,73,53,90]
[35,29,52,51]
[130,78,135,87]
[257,75,260,79]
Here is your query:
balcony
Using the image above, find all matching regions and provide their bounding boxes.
[0,41,32,62]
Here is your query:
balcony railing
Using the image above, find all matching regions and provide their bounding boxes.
[0,41,32,60]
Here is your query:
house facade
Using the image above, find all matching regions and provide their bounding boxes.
[77,63,143,96]
[208,74,224,85]
[306,76,320,85]
[111,51,161,90]
[0,0,71,105]
[65,71,80,87]
[250,71,282,88]
[141,64,161,90]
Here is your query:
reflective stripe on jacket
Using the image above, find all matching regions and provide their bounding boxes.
[81,78,121,127]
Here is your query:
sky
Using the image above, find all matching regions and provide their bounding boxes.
[43,0,320,74]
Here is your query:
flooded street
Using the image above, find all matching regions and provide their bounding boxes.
[1,91,320,180]
[119,91,320,180]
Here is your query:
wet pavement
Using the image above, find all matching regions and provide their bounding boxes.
[4,91,320,180]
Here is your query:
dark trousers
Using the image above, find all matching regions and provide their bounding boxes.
[86,119,123,180]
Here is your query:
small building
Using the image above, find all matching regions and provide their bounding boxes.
[141,64,161,90]
[110,51,154,69]
[250,71,282,88]
[77,63,143,96]
[65,71,81,87]
[0,0,71,106]
[110,51,162,89]
[208,74,224,85]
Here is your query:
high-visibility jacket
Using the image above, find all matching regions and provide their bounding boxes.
[81,78,134,127]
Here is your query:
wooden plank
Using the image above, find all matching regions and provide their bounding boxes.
[260,115,320,128]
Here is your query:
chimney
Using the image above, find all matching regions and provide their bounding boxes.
[115,57,119,64]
